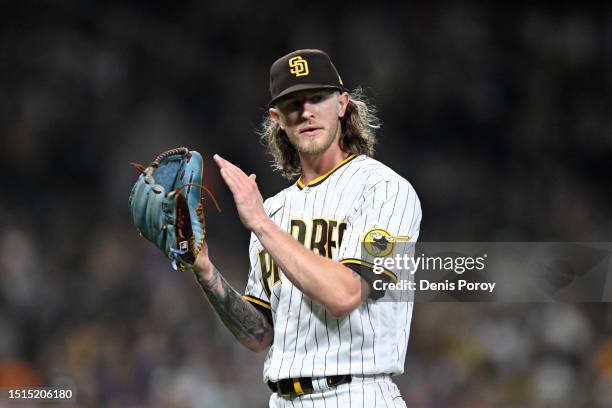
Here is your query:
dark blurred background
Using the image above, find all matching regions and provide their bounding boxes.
[1,2,611,407]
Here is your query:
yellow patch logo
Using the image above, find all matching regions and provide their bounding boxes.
[363,228,410,257]
[289,56,309,77]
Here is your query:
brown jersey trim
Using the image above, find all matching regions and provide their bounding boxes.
[243,295,273,324]
[340,258,398,300]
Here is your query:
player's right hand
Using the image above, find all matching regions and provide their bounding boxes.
[213,154,269,233]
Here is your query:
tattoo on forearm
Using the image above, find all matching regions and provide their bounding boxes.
[195,268,272,348]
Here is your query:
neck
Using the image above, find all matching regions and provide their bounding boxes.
[299,145,349,185]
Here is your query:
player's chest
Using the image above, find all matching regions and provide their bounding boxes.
[268,189,353,259]
[254,191,353,303]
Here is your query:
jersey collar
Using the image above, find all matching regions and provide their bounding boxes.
[296,154,358,190]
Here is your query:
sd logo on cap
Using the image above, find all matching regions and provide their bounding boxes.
[268,49,345,106]
[288,56,309,77]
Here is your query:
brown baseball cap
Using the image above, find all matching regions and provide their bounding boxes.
[268,49,345,106]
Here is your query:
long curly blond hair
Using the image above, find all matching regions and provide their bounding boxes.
[259,88,380,180]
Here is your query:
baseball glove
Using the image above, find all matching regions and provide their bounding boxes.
[128,147,220,270]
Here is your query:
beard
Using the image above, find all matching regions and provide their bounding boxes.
[287,122,339,155]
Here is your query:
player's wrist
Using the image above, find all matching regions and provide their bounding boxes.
[193,254,214,281]
[251,216,274,239]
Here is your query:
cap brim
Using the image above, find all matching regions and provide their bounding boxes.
[268,84,344,107]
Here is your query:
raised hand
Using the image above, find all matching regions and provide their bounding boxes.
[213,154,269,233]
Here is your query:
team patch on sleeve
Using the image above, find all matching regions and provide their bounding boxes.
[362,228,410,258]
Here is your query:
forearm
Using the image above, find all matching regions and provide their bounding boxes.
[193,266,273,352]
[253,219,366,317]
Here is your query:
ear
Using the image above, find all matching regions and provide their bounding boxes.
[268,107,284,130]
[338,91,349,118]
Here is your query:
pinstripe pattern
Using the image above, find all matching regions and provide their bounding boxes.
[243,155,421,404]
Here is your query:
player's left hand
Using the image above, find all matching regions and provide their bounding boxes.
[213,154,269,232]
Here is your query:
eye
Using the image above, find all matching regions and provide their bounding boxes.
[309,94,324,103]
[279,100,300,112]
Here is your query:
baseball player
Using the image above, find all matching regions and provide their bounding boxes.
[192,49,421,407]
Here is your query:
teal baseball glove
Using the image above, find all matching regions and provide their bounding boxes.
[128,147,220,270]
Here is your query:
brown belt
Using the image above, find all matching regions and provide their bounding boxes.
[267,375,352,399]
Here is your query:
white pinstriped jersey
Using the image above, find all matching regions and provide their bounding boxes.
[243,154,422,383]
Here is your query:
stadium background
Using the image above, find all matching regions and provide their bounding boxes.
[1,2,611,407]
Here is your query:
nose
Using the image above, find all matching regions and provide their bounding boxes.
[300,100,316,120]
